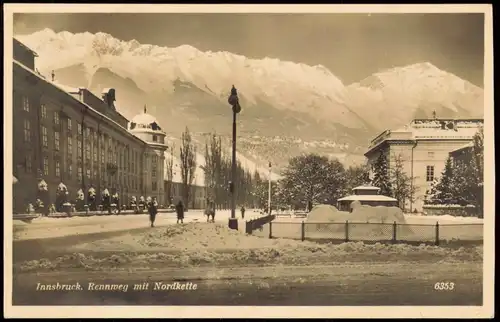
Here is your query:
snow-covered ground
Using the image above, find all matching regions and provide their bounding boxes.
[403,214,484,224]
[13,211,483,242]
[13,212,483,272]
[13,210,262,241]
[19,236,483,272]
[275,213,484,224]
[70,222,306,252]
[259,214,484,241]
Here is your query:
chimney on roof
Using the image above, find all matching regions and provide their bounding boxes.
[101,88,116,110]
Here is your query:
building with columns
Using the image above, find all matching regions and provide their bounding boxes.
[12,37,168,213]
[364,117,483,212]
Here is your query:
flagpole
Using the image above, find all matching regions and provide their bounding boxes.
[268,161,272,214]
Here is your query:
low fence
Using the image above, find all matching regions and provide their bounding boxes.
[245,215,276,234]
[262,221,484,245]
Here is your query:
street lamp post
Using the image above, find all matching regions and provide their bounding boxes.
[228,85,241,230]
[268,161,272,215]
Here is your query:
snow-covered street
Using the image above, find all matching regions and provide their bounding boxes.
[13,209,263,241]
[13,210,483,243]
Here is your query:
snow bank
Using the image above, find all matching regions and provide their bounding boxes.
[307,204,409,224]
[305,204,413,237]
[306,204,346,222]
[17,243,483,272]
[72,222,307,252]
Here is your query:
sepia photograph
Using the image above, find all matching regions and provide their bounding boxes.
[4,4,494,319]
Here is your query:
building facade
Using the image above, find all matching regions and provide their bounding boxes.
[364,117,483,212]
[164,181,209,210]
[12,38,167,213]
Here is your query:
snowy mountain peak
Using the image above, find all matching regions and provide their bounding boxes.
[15,28,483,138]
[398,61,441,72]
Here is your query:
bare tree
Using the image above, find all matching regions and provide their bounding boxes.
[389,153,418,211]
[165,142,175,205]
[180,127,197,210]
[200,133,219,204]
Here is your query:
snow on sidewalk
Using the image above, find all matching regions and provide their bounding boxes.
[13,210,262,241]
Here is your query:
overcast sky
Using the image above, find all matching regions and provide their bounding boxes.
[13,13,485,86]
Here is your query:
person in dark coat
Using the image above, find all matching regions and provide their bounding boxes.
[176,200,185,224]
[204,200,216,223]
[240,206,246,219]
[148,197,158,227]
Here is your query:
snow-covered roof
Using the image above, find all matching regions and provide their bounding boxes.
[131,111,158,126]
[450,142,474,154]
[52,81,79,94]
[14,37,38,57]
[411,126,480,139]
[352,185,380,191]
[14,60,149,146]
[367,119,483,155]
[337,194,398,202]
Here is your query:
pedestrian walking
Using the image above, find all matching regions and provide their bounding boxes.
[204,200,216,223]
[240,205,246,219]
[148,197,158,227]
[176,200,185,224]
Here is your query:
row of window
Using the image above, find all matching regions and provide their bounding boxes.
[23,119,159,176]
[24,153,148,190]
[23,153,161,190]
[21,97,163,191]
[23,98,163,169]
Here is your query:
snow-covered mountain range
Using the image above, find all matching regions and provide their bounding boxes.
[15,28,484,172]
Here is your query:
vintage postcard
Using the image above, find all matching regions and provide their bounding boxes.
[4,4,494,319]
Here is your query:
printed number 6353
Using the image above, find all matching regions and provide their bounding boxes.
[434,282,455,291]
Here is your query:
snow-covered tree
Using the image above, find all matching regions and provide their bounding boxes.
[371,152,392,196]
[472,126,484,215]
[252,170,268,209]
[55,182,68,212]
[452,154,482,208]
[427,127,483,216]
[472,126,484,177]
[88,186,97,211]
[427,157,455,204]
[75,188,85,211]
[345,163,371,194]
[280,153,346,209]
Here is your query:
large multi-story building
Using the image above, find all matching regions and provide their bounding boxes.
[12,37,167,213]
[364,117,483,212]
